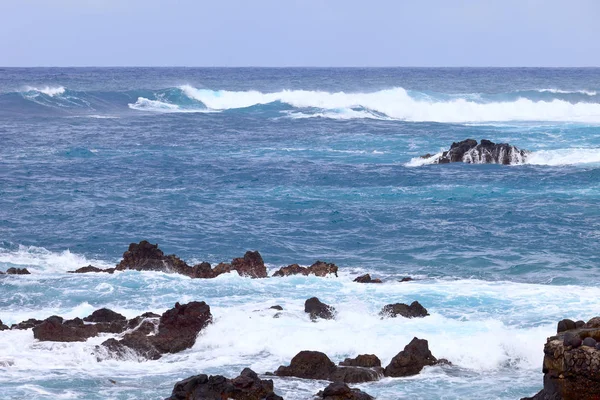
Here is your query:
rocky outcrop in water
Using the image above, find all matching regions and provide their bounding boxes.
[166,368,283,400]
[305,297,336,321]
[316,382,374,400]
[380,301,429,318]
[99,301,212,360]
[33,316,100,342]
[339,354,381,368]
[384,337,443,377]
[353,274,382,283]
[275,350,382,383]
[522,317,600,400]
[421,139,529,165]
[10,318,43,330]
[4,267,31,275]
[69,265,115,274]
[0,320,9,331]
[272,261,338,277]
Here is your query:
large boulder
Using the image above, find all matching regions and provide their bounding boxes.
[230,251,267,278]
[380,301,429,318]
[421,139,529,165]
[115,241,191,275]
[305,297,336,321]
[166,368,283,400]
[272,261,338,277]
[353,274,382,283]
[384,337,439,377]
[275,351,381,383]
[317,382,374,400]
[339,354,381,368]
[522,316,600,400]
[99,301,212,360]
[33,316,99,342]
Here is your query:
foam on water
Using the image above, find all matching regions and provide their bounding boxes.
[22,86,66,97]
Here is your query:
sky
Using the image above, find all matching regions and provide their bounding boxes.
[0,0,599,67]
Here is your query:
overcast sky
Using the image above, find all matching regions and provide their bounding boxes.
[1,0,599,67]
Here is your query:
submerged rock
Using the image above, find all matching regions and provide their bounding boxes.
[380,301,429,318]
[6,267,31,275]
[353,274,382,283]
[272,261,338,277]
[166,368,283,400]
[523,316,600,400]
[317,382,374,400]
[275,350,381,384]
[305,297,336,321]
[384,337,440,377]
[69,265,115,274]
[421,139,529,165]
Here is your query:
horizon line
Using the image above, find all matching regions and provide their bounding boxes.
[2,65,600,69]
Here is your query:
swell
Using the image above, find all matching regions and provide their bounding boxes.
[4,85,600,123]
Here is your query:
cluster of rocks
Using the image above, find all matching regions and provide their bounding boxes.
[420,139,529,165]
[305,297,429,321]
[523,316,600,400]
[0,267,31,275]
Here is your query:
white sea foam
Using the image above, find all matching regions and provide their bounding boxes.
[128,97,218,113]
[23,86,66,97]
[535,88,597,96]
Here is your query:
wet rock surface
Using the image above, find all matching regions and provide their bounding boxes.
[339,354,381,368]
[421,139,529,165]
[0,319,8,331]
[5,267,31,275]
[353,274,382,283]
[33,316,99,342]
[272,261,338,277]
[523,316,600,400]
[316,382,374,400]
[305,297,336,320]
[380,301,429,318]
[384,337,440,377]
[166,368,283,400]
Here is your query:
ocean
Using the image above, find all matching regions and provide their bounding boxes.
[1,67,599,399]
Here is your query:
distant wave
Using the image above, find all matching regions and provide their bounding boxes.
[534,88,597,96]
[22,86,66,97]
[405,148,600,167]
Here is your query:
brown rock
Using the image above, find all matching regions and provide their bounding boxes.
[317,382,374,400]
[11,318,43,330]
[33,316,99,342]
[68,265,115,274]
[275,351,337,380]
[353,274,382,283]
[380,301,429,318]
[305,297,336,320]
[384,337,439,377]
[339,354,381,368]
[230,251,267,278]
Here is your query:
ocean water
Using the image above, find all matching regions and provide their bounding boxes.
[1,68,600,400]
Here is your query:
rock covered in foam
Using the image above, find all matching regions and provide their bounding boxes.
[305,297,336,320]
[421,139,529,165]
[522,316,600,400]
[5,267,31,275]
[166,368,283,400]
[380,301,429,318]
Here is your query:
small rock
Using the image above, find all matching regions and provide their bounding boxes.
[353,274,382,283]
[270,305,283,311]
[557,319,576,333]
[317,382,375,400]
[399,277,414,282]
[575,320,586,329]
[83,308,126,323]
[380,301,429,318]
[384,337,439,377]
[339,354,381,368]
[305,297,336,320]
[583,337,597,347]
[6,268,30,275]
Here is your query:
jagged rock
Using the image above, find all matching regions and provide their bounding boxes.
[317,382,374,400]
[11,318,43,330]
[305,297,336,320]
[275,351,381,383]
[339,354,381,368]
[422,139,529,165]
[115,241,191,274]
[0,319,8,331]
[166,368,283,400]
[384,337,439,377]
[6,267,30,275]
[524,319,600,400]
[380,301,429,318]
[191,262,214,278]
[231,251,267,278]
[353,274,382,283]
[33,316,99,342]
[68,265,115,274]
[126,312,160,330]
[272,261,338,277]
[83,308,126,323]
[99,301,212,360]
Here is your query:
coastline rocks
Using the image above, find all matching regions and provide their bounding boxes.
[83,308,126,323]
[275,351,381,384]
[317,382,374,400]
[69,265,115,274]
[523,316,600,400]
[99,301,212,360]
[421,139,529,165]
[399,277,414,282]
[380,301,429,318]
[339,354,381,368]
[166,368,283,400]
[0,320,8,331]
[6,267,31,275]
[11,318,43,330]
[353,274,382,284]
[305,297,336,321]
[272,261,338,277]
[384,337,439,377]
[33,316,99,342]
[230,251,267,278]
[115,241,191,274]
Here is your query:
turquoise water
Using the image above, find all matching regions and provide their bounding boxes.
[1,68,600,399]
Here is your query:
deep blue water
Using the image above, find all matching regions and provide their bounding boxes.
[1,68,600,400]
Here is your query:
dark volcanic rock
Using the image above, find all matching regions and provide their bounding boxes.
[317,382,375,400]
[399,277,414,282]
[380,301,429,318]
[272,261,338,277]
[339,354,381,368]
[166,368,283,400]
[270,305,283,311]
[33,316,99,342]
[6,267,30,275]
[0,320,8,331]
[275,351,381,383]
[557,319,576,333]
[305,297,336,321]
[230,251,267,278]
[423,139,529,165]
[115,241,191,275]
[384,337,439,377]
[84,308,126,323]
[11,318,43,330]
[353,274,382,284]
[99,301,212,360]
[68,265,115,274]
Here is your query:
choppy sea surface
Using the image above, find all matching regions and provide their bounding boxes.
[1,68,600,399]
